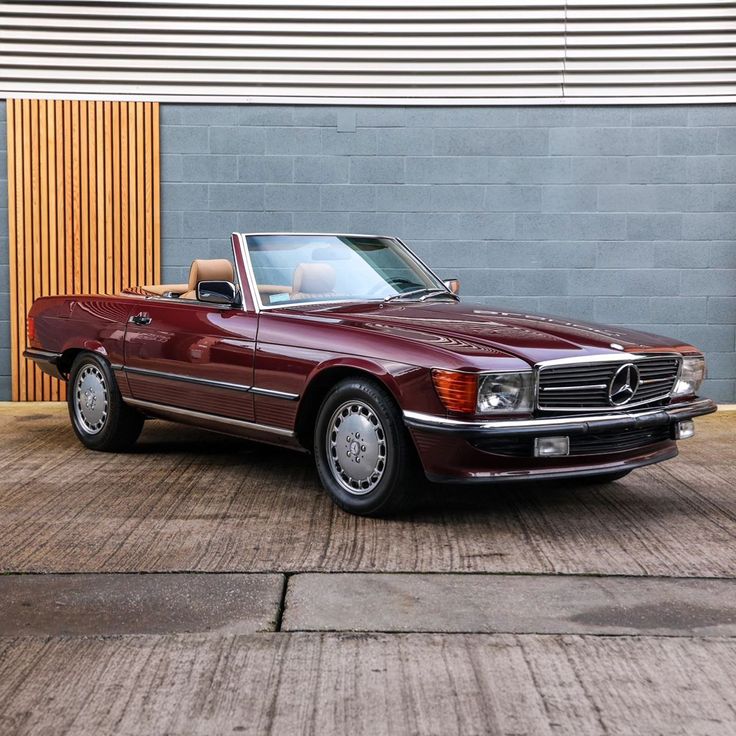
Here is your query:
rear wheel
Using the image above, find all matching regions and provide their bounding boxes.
[68,352,144,452]
[314,378,418,516]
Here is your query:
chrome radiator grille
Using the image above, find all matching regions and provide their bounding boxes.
[536,355,681,412]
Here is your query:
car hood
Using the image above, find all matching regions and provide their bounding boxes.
[293,300,683,366]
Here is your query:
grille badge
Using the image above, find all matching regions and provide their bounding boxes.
[608,363,640,406]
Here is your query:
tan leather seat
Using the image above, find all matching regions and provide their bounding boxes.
[180,259,234,300]
[291,262,337,301]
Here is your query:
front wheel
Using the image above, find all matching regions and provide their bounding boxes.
[314,378,418,516]
[68,352,144,452]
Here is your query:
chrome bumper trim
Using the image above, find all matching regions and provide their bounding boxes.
[404,398,717,436]
[23,348,60,363]
[426,445,679,485]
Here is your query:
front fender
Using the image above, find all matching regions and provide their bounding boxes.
[305,356,444,416]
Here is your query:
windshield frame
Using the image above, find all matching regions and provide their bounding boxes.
[239,232,451,312]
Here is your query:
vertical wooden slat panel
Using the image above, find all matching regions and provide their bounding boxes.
[120,106,129,292]
[63,100,73,304]
[39,101,50,398]
[104,102,113,295]
[6,99,161,401]
[127,103,137,286]
[144,103,153,287]
[22,99,32,401]
[136,103,145,287]
[152,103,161,285]
[72,101,82,296]
[80,101,90,295]
[30,100,42,399]
[7,101,18,401]
[47,102,60,401]
[96,102,106,294]
[112,102,121,295]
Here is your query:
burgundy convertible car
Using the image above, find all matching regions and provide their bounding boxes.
[26,233,715,515]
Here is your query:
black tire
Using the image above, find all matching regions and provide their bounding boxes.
[314,377,419,516]
[67,352,144,452]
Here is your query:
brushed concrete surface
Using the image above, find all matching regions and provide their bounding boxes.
[283,572,736,636]
[1,632,735,735]
[0,573,284,636]
[1,405,734,576]
[2,404,736,735]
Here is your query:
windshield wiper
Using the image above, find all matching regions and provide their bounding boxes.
[419,289,459,302]
[384,287,459,302]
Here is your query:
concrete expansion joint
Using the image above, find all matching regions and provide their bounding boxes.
[274,572,293,633]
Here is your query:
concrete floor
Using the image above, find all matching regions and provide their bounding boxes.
[1,403,735,734]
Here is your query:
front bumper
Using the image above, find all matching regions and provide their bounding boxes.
[404,398,717,437]
[404,398,717,484]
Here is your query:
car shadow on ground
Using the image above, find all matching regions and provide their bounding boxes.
[128,420,676,525]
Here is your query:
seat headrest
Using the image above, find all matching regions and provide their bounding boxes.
[187,259,234,291]
[292,262,336,295]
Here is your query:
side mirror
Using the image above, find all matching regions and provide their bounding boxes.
[196,280,239,305]
[444,278,460,295]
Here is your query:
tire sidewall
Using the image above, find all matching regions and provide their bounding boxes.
[68,352,123,450]
[314,378,410,515]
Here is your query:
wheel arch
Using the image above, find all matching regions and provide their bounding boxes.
[58,341,110,379]
[294,358,408,450]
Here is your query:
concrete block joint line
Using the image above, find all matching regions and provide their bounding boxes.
[1,101,735,400]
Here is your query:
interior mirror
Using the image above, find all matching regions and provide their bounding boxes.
[197,280,239,305]
[444,278,460,295]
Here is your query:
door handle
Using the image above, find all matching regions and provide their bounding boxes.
[130,313,152,326]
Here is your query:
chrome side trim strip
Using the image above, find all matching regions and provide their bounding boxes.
[249,386,300,401]
[124,365,252,393]
[124,398,295,438]
[403,398,716,431]
[123,365,300,400]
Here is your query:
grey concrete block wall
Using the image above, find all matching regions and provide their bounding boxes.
[0,102,734,401]
[160,104,736,401]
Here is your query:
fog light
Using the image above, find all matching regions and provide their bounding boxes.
[675,420,695,440]
[534,436,569,457]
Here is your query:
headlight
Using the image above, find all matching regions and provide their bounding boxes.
[431,369,533,414]
[672,356,706,397]
[477,372,533,413]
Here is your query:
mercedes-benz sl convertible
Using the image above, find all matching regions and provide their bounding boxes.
[26,233,716,515]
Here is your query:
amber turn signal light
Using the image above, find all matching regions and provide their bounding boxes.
[431,369,477,414]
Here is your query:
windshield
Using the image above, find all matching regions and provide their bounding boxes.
[245,234,446,307]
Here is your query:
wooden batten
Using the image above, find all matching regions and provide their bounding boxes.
[5,99,160,401]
